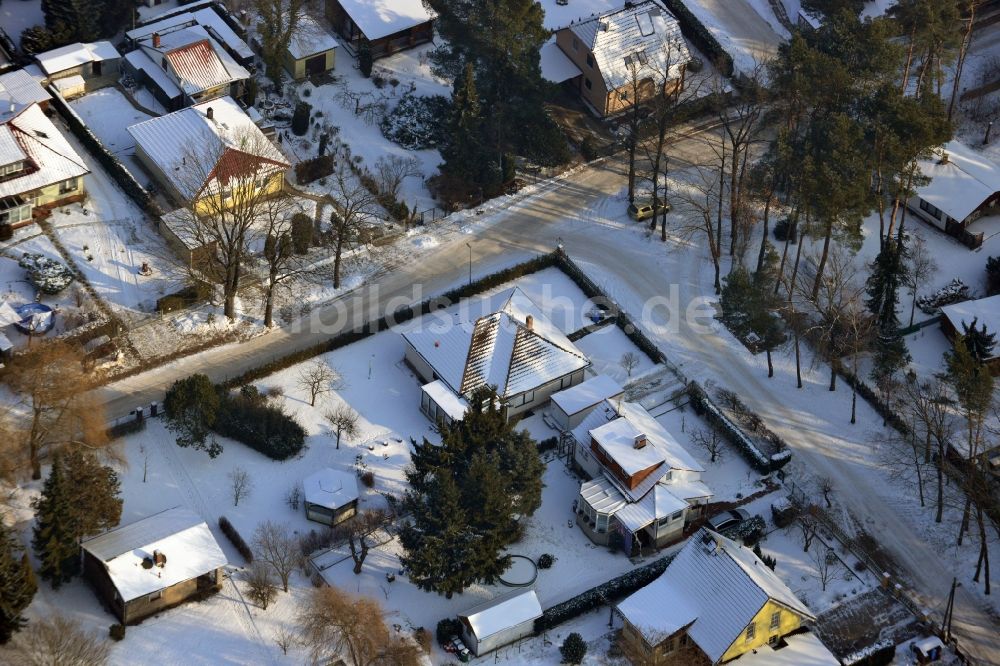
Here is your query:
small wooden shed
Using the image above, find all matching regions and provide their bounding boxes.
[303,467,359,527]
[458,589,542,656]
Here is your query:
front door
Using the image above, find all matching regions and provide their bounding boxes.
[305,54,326,76]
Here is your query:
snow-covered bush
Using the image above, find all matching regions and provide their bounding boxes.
[917,278,969,314]
[19,252,74,294]
[379,93,450,150]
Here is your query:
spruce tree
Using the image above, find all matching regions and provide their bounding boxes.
[31,454,79,588]
[961,318,997,364]
[866,241,910,384]
[63,450,122,540]
[42,0,101,42]
[0,523,36,644]
[398,473,471,598]
[438,63,499,201]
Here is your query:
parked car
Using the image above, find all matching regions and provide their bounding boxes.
[707,508,750,532]
[627,200,671,221]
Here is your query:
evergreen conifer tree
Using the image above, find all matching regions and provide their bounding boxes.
[438,63,499,201]
[63,450,122,540]
[866,241,910,383]
[31,454,79,588]
[0,523,36,643]
[961,317,997,364]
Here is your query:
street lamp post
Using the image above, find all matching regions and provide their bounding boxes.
[466,242,472,285]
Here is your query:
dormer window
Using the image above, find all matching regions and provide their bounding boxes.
[0,160,23,177]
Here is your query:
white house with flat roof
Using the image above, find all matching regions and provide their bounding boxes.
[458,589,542,656]
[550,374,624,430]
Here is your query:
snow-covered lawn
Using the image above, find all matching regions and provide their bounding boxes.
[575,326,659,384]
[69,88,155,180]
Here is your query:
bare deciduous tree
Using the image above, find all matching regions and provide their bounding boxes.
[904,233,938,327]
[259,196,310,328]
[794,509,820,553]
[620,352,640,378]
[252,0,308,86]
[326,404,360,450]
[229,466,253,507]
[4,614,110,666]
[298,586,420,666]
[674,164,723,294]
[328,168,379,289]
[818,477,834,508]
[335,509,389,575]
[252,521,301,593]
[298,361,344,406]
[899,373,955,523]
[691,427,724,464]
[274,626,297,655]
[373,155,420,201]
[245,561,278,610]
[7,342,114,480]
[810,547,842,592]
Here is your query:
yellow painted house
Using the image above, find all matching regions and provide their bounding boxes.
[616,529,831,665]
[128,96,289,214]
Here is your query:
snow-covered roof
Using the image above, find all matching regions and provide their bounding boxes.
[941,294,1000,360]
[302,467,359,511]
[0,301,21,327]
[52,75,85,94]
[579,476,628,514]
[128,96,288,201]
[0,69,51,108]
[591,417,666,476]
[551,374,623,417]
[915,140,1000,223]
[617,529,815,662]
[128,7,254,61]
[35,41,120,76]
[540,37,582,84]
[402,287,589,400]
[0,104,89,199]
[568,0,690,92]
[459,589,542,640]
[81,507,227,603]
[137,26,250,97]
[734,631,838,666]
[333,0,434,42]
[124,50,183,100]
[288,14,339,60]
[666,477,713,501]
[615,484,688,532]
[422,379,468,421]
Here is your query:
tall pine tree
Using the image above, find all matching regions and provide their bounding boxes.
[0,522,36,644]
[399,387,543,596]
[31,454,79,588]
[866,240,910,385]
[438,64,500,201]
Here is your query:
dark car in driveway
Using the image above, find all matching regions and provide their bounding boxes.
[707,508,750,533]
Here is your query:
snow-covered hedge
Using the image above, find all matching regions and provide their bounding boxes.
[917,278,969,315]
[687,382,790,474]
[659,0,734,77]
[534,553,674,633]
[19,252,74,294]
[841,638,895,666]
[379,93,449,150]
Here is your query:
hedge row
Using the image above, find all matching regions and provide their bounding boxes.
[839,369,913,439]
[687,382,790,473]
[534,554,674,632]
[218,516,253,563]
[215,392,307,461]
[220,253,564,389]
[107,415,146,440]
[841,639,895,666]
[47,88,163,218]
[661,0,735,77]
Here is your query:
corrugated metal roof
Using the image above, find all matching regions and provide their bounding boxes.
[617,529,815,662]
[569,0,689,92]
[0,126,26,165]
[579,476,628,514]
[0,69,51,108]
[82,507,227,603]
[127,7,254,61]
[615,484,687,532]
[0,104,89,199]
[166,38,235,94]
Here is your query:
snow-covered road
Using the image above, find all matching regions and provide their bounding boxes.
[91,132,1000,663]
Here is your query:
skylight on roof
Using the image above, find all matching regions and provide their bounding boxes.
[636,11,655,36]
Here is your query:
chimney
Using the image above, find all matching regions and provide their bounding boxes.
[153,550,167,567]
[633,433,647,449]
[525,314,534,331]
[206,106,214,121]
[152,32,161,48]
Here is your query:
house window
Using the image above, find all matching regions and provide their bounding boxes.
[58,177,78,194]
[770,611,781,630]
[0,160,23,177]
[148,590,162,601]
[572,38,579,51]
[637,51,648,65]
[624,55,633,68]
[585,78,592,90]
[0,203,31,225]
[745,622,756,641]
[919,198,942,221]
[420,391,430,415]
[670,510,683,521]
[586,54,594,68]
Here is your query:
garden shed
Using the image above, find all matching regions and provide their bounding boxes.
[458,589,542,656]
[303,467,359,526]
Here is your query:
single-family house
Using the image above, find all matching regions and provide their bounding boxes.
[403,286,590,422]
[80,507,227,625]
[572,398,711,552]
[124,8,253,110]
[550,374,624,430]
[128,96,289,214]
[34,41,121,98]
[616,529,823,665]
[302,467,359,526]
[0,97,89,230]
[941,293,1000,370]
[324,0,434,59]
[283,14,339,79]
[908,140,1000,249]
[553,1,691,117]
[458,589,542,657]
